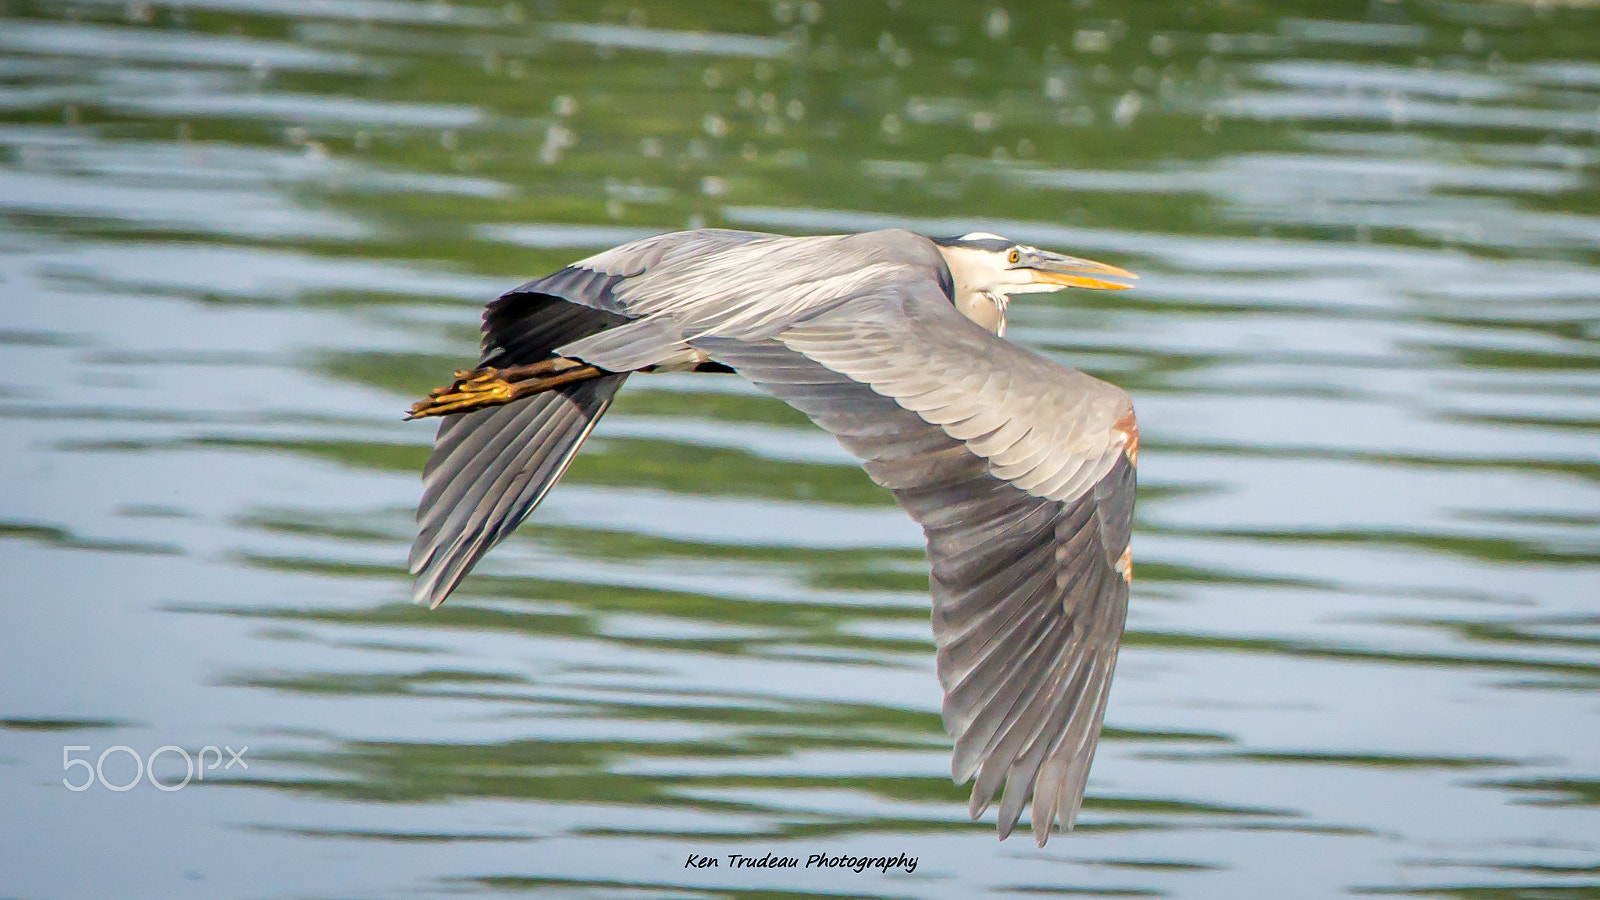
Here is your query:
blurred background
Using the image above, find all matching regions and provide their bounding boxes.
[1,0,1598,897]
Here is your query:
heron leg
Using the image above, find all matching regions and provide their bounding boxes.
[405,357,610,419]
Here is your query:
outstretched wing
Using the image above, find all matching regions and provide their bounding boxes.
[410,230,772,608]
[692,278,1137,845]
[409,374,626,607]
[408,286,631,608]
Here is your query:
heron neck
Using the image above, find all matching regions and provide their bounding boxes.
[956,290,1008,336]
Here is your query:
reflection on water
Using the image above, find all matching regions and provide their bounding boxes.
[1,0,1597,897]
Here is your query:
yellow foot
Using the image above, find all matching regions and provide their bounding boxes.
[406,368,516,419]
[405,358,607,420]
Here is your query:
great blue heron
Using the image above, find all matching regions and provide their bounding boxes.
[406,228,1139,845]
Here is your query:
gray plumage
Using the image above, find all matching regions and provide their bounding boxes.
[410,227,1139,845]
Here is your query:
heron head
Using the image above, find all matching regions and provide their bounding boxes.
[933,232,1136,298]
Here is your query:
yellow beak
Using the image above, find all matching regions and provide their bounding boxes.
[1031,254,1138,291]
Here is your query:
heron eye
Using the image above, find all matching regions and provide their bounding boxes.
[1007,249,1020,264]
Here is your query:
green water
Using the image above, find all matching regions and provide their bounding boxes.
[1,0,1598,897]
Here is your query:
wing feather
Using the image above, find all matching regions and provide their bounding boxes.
[694,289,1136,845]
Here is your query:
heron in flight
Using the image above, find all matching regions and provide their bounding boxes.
[406,228,1139,845]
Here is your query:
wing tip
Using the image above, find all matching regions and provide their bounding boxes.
[410,566,454,610]
[409,541,472,610]
[967,786,991,821]
[962,754,1093,845]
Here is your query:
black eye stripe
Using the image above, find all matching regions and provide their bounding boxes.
[932,235,1013,253]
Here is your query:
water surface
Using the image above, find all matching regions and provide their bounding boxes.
[1,1,1598,897]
